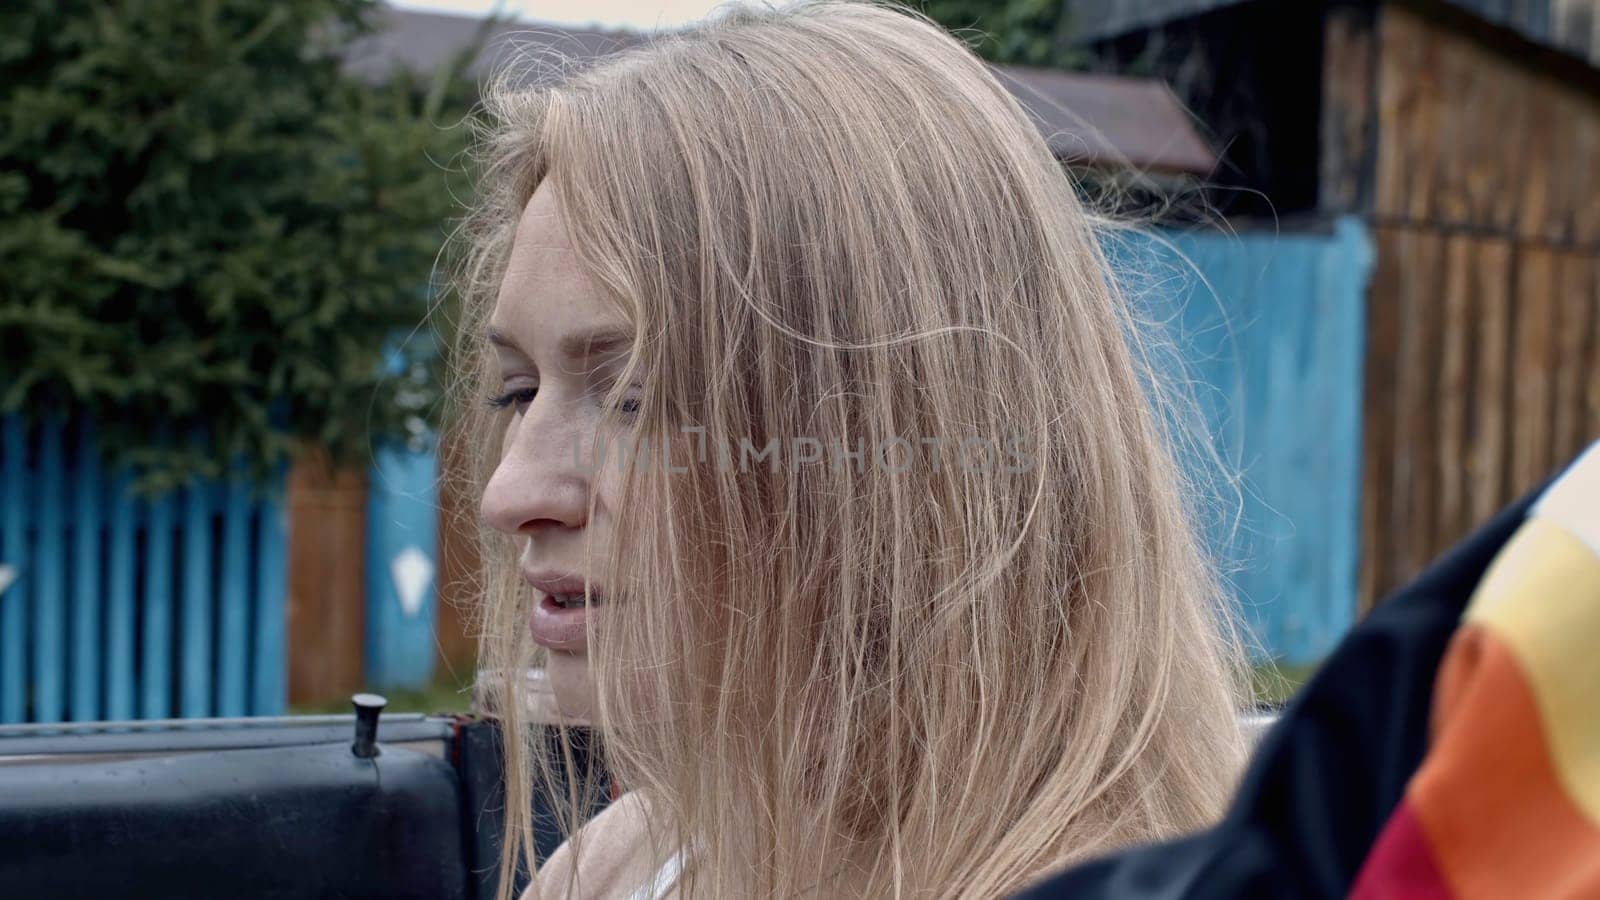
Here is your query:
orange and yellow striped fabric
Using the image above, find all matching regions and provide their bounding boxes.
[1350,445,1600,899]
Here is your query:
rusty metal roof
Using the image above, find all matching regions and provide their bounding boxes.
[996,65,1215,173]
[346,7,1217,176]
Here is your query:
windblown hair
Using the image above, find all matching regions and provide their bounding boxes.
[450,2,1247,897]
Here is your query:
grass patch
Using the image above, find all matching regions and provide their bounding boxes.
[1250,660,1317,707]
[288,667,477,716]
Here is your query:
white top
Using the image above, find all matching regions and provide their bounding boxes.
[623,847,685,900]
[520,791,680,900]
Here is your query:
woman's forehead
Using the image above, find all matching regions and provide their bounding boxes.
[502,182,577,282]
[488,183,627,353]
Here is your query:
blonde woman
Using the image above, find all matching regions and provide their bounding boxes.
[456,2,1248,896]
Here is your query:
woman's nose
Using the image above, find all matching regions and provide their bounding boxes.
[480,408,590,536]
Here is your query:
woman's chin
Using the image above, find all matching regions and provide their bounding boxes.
[545,649,599,723]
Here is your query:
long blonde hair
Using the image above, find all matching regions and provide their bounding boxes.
[450,2,1247,897]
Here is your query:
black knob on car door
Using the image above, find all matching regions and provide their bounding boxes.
[351,693,387,758]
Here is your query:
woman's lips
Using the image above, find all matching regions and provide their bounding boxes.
[522,569,602,652]
[530,592,595,652]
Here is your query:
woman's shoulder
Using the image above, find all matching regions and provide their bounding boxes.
[520,791,673,900]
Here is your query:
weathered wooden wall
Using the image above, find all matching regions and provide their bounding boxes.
[1076,0,1600,69]
[433,424,483,681]
[1440,0,1600,68]
[285,451,367,705]
[1355,4,1600,609]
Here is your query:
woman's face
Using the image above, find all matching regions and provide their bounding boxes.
[479,180,633,722]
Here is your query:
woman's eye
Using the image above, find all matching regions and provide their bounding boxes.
[487,386,538,413]
[613,388,642,418]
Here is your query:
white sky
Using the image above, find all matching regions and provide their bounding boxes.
[388,0,730,29]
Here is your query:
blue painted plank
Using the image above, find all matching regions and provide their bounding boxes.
[70,418,102,721]
[180,475,212,718]
[217,474,251,717]
[364,439,440,690]
[1,416,29,723]
[251,486,288,715]
[104,471,138,721]
[32,417,66,723]
[1319,219,1372,648]
[141,493,174,719]
[1115,219,1373,666]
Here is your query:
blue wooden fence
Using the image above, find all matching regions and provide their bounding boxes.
[362,336,442,693]
[1118,217,1375,665]
[0,221,1371,722]
[0,415,288,724]
[364,436,440,690]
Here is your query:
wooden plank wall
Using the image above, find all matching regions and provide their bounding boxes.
[1357,4,1600,610]
[288,441,459,706]
[1440,0,1600,69]
[285,450,368,706]
[432,423,482,681]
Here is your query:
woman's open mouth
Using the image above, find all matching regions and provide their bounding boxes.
[549,591,602,610]
[528,587,606,652]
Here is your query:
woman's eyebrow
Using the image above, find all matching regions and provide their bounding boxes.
[484,324,632,367]
[484,325,521,352]
[557,326,633,362]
